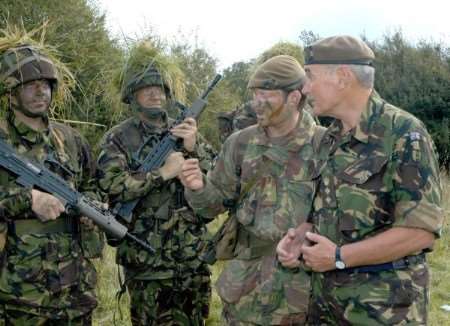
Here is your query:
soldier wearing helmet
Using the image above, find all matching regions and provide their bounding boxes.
[0,42,103,324]
[97,41,215,325]
[179,55,325,325]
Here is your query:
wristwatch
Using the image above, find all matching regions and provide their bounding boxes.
[335,246,346,270]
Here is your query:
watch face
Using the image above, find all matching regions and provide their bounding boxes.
[336,261,346,269]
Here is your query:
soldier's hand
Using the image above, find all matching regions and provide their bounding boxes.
[171,117,197,152]
[159,152,185,180]
[179,158,204,191]
[277,228,302,268]
[31,189,65,222]
[301,232,337,272]
[277,222,314,268]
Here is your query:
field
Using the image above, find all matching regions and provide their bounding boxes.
[93,179,450,325]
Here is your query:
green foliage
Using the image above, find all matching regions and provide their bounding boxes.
[222,61,254,103]
[367,31,450,167]
[428,175,450,325]
[118,39,186,102]
[171,41,241,148]
[221,41,306,111]
[0,22,75,115]
[1,0,124,145]
[255,41,304,66]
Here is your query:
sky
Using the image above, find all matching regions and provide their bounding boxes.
[97,0,450,70]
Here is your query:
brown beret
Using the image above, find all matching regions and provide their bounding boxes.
[304,35,374,66]
[248,55,305,91]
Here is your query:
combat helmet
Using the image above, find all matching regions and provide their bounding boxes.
[119,41,185,105]
[121,65,170,104]
[0,44,58,95]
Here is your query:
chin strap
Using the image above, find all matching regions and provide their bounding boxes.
[130,97,167,120]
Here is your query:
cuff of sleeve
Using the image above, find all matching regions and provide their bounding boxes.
[146,170,165,188]
[5,187,33,220]
[183,143,199,158]
[184,175,209,209]
[394,200,444,237]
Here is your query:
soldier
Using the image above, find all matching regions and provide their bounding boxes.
[277,36,443,325]
[217,102,257,143]
[0,44,103,324]
[180,55,325,325]
[96,42,214,326]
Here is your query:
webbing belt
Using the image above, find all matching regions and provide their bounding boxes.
[339,253,426,274]
[10,216,75,236]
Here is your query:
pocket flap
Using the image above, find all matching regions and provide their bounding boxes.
[337,155,388,184]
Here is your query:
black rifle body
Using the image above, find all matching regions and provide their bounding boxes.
[0,138,154,253]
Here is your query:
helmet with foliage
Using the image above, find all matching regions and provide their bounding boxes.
[119,40,185,104]
[0,44,58,95]
[0,22,74,109]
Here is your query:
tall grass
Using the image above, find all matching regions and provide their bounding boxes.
[93,179,450,325]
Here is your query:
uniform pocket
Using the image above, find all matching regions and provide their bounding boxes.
[336,155,391,242]
[284,180,315,222]
[237,175,277,227]
[216,258,259,304]
[6,237,45,284]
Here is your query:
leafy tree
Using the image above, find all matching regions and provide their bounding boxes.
[222,60,254,103]
[368,31,450,167]
[298,30,320,47]
[171,40,240,148]
[255,41,304,65]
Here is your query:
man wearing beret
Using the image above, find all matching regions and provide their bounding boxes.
[277,35,443,325]
[180,55,325,325]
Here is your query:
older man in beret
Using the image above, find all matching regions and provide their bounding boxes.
[180,55,325,325]
[277,35,443,325]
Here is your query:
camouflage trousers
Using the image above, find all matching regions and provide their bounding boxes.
[0,306,92,326]
[222,303,306,326]
[126,273,211,326]
[307,264,429,325]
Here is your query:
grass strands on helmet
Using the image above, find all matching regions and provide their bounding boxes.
[117,40,186,104]
[0,21,75,114]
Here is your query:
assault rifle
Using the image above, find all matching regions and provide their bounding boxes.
[0,137,155,253]
[114,74,222,223]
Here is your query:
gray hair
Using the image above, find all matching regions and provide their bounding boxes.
[324,64,375,89]
[348,65,375,89]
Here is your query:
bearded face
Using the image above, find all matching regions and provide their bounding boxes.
[251,88,293,128]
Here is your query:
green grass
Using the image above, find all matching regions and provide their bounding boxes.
[428,176,450,325]
[93,185,450,325]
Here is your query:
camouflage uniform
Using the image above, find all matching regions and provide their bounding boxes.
[217,102,257,143]
[308,94,443,325]
[186,110,323,325]
[0,112,103,325]
[97,114,215,326]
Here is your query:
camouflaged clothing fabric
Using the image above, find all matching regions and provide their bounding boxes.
[126,271,211,326]
[217,102,257,144]
[0,111,103,322]
[186,111,324,325]
[0,306,92,326]
[96,114,215,324]
[308,94,443,325]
